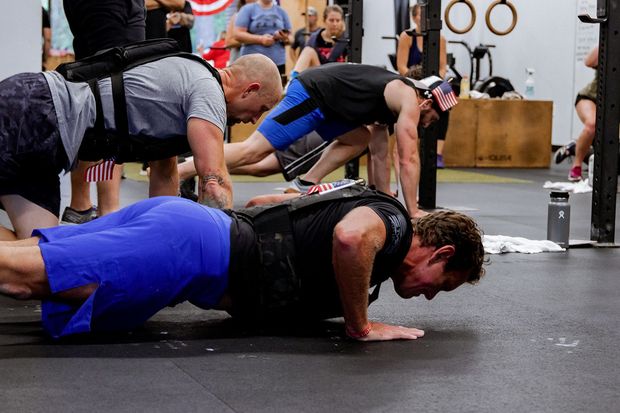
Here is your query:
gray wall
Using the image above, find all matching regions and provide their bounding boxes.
[0,0,41,80]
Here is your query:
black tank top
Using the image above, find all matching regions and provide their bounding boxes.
[297,63,415,125]
[228,195,413,320]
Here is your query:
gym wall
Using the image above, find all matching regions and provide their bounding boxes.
[0,0,41,81]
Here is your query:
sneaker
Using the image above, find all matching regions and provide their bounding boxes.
[179,178,198,202]
[285,177,315,194]
[554,141,576,164]
[437,154,445,169]
[61,206,97,224]
[568,166,582,182]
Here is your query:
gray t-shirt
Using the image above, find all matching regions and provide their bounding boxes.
[43,56,226,168]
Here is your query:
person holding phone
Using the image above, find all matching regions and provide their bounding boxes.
[234,0,292,74]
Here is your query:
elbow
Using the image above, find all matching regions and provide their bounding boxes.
[333,224,364,254]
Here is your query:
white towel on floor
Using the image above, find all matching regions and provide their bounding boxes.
[543,180,592,193]
[483,235,565,254]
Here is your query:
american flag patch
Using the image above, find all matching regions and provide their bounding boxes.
[84,159,116,182]
[431,81,458,112]
[307,178,360,195]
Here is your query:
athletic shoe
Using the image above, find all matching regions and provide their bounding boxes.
[179,178,198,202]
[437,154,445,169]
[60,206,97,224]
[554,141,576,164]
[285,177,315,193]
[568,166,582,182]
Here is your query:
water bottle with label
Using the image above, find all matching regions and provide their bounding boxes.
[459,75,470,99]
[547,191,570,248]
[524,68,535,99]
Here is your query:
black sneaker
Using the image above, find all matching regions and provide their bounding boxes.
[554,141,576,164]
[61,206,97,225]
[179,178,198,202]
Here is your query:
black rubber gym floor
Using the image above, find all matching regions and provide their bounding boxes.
[1,163,619,412]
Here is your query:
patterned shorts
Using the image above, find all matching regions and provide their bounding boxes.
[0,72,68,216]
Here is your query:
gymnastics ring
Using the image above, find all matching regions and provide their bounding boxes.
[445,0,476,35]
[485,0,518,36]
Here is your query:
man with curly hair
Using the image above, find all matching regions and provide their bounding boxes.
[0,185,484,341]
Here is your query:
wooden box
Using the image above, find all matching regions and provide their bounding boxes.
[444,99,553,168]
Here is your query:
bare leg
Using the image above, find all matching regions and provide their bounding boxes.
[0,236,40,247]
[292,47,321,73]
[302,127,371,184]
[572,99,596,169]
[224,131,277,170]
[0,195,58,240]
[178,156,197,181]
[0,226,17,242]
[230,153,282,176]
[0,244,96,302]
[0,245,50,299]
[367,125,391,193]
[96,164,123,216]
[69,161,93,211]
[437,139,445,156]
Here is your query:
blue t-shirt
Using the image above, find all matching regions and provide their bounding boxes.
[235,2,292,66]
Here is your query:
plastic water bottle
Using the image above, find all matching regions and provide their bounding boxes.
[459,75,470,99]
[547,191,570,248]
[524,68,536,99]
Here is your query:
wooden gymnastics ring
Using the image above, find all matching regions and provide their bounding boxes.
[444,0,476,35]
[485,0,518,36]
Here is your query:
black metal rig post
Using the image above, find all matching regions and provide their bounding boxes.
[418,0,442,209]
[344,0,363,179]
[579,0,619,244]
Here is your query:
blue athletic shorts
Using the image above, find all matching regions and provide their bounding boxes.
[34,197,232,338]
[257,79,358,150]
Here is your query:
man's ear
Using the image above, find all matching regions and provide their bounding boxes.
[242,82,261,98]
[419,98,433,111]
[429,245,455,264]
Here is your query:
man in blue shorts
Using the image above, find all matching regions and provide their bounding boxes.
[0,185,484,341]
[224,63,458,218]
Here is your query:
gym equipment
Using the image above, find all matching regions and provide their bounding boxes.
[444,0,476,34]
[445,0,517,36]
[579,4,620,245]
[448,40,514,98]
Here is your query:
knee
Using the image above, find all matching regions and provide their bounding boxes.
[583,120,596,139]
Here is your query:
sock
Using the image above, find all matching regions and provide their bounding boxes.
[298,178,316,186]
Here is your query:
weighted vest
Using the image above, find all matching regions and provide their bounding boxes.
[229,184,413,324]
[56,39,223,163]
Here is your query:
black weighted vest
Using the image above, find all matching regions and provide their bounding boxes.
[228,184,413,324]
[56,39,223,163]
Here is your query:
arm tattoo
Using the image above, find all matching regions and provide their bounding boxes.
[201,174,225,186]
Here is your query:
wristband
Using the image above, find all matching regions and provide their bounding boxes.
[345,323,372,339]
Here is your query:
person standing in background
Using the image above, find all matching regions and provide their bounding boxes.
[396,3,448,169]
[289,6,319,64]
[61,0,147,224]
[234,0,292,75]
[146,0,184,40]
[41,7,51,70]
[167,1,194,53]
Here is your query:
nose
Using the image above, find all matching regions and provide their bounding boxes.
[424,290,438,300]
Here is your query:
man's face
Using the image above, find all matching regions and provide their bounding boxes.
[227,89,278,125]
[392,242,467,300]
[418,101,441,128]
[308,14,318,26]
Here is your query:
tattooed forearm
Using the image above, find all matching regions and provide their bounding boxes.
[199,192,231,209]
[201,174,225,187]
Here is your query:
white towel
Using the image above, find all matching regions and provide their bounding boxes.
[543,180,592,193]
[483,235,565,254]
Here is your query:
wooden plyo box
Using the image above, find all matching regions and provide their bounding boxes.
[443,99,553,168]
